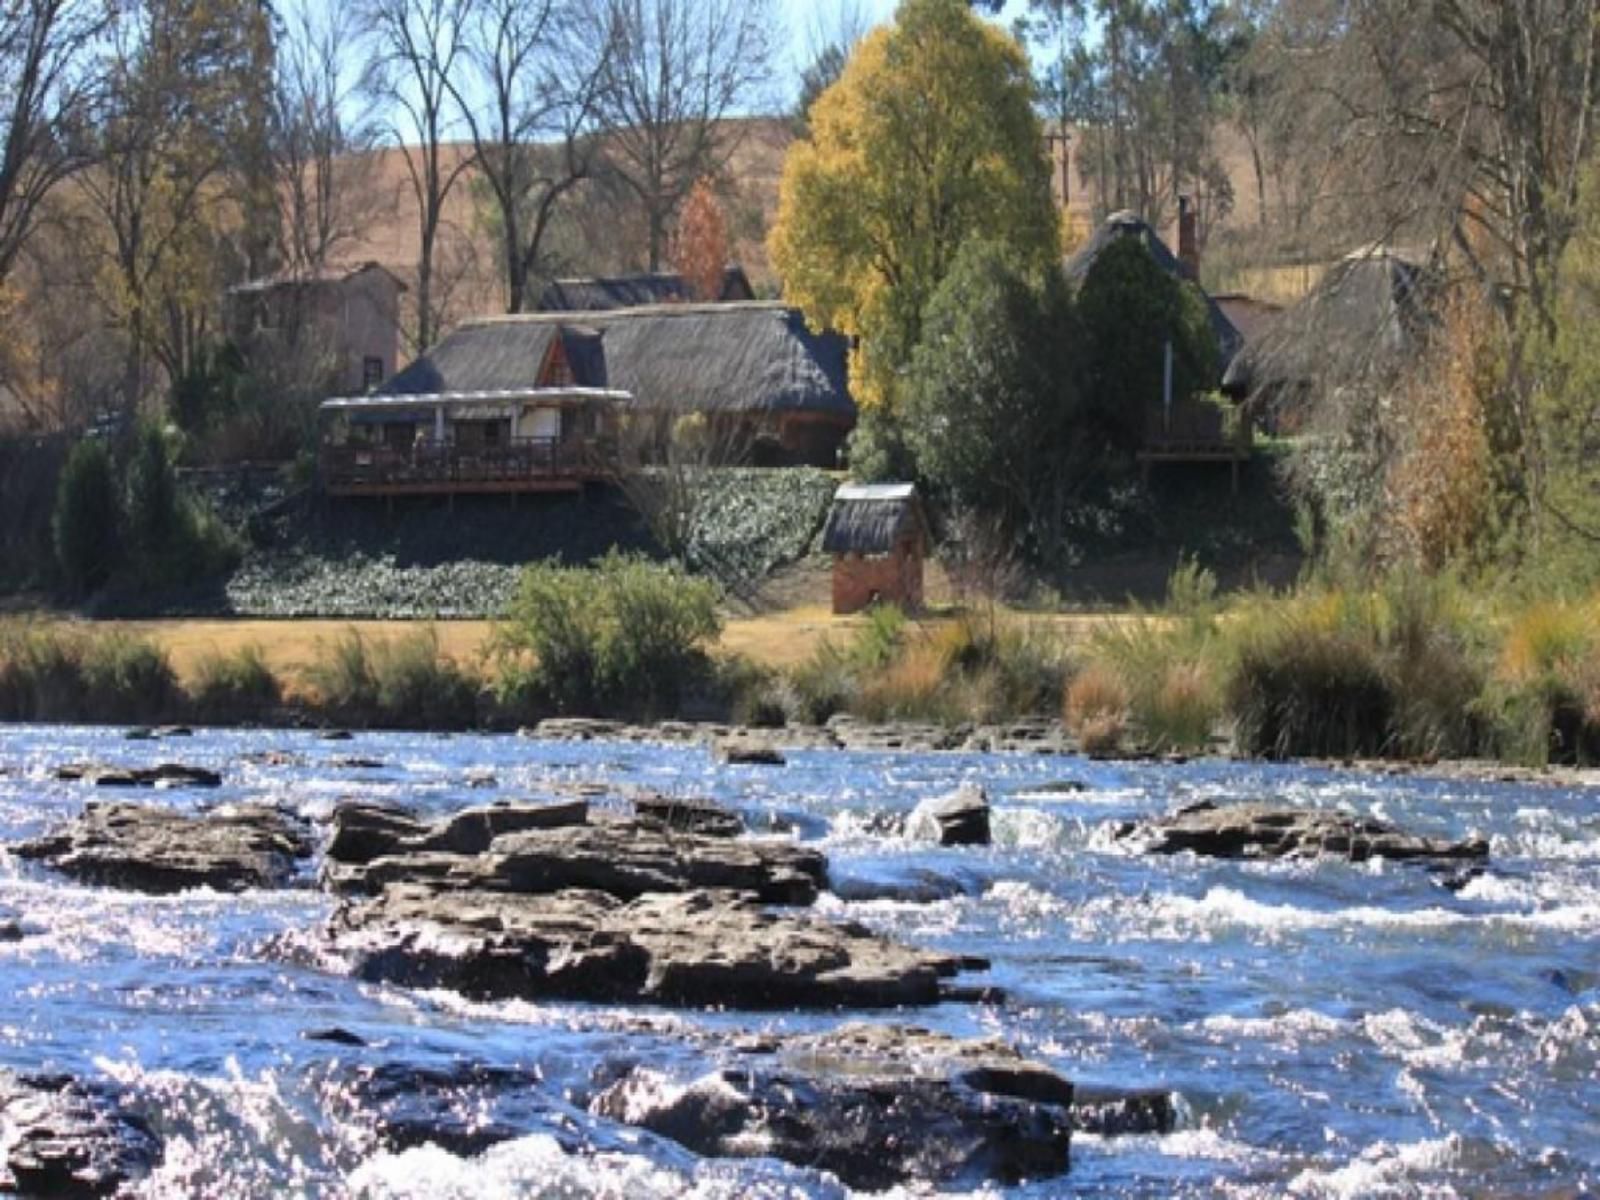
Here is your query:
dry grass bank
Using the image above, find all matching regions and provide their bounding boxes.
[28,608,1118,687]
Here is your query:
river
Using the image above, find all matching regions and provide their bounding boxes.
[1,725,1596,1197]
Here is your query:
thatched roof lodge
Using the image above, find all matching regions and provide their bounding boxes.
[821,483,930,615]
[1064,210,1245,375]
[538,267,755,311]
[319,301,855,494]
[1222,246,1433,428]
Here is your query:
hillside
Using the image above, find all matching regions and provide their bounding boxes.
[335,114,1307,355]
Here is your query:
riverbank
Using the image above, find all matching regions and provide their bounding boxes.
[7,569,1600,770]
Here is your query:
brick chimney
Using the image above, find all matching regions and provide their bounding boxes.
[1178,195,1200,281]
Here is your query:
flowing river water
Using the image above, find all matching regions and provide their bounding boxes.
[1,724,1597,1197]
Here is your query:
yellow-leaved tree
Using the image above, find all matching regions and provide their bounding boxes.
[768,0,1058,414]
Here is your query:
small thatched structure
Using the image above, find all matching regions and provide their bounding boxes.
[538,267,754,311]
[821,483,929,614]
[370,302,855,466]
[1222,247,1434,428]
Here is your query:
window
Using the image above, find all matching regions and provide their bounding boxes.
[362,356,384,389]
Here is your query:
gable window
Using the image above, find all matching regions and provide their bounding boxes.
[362,356,384,389]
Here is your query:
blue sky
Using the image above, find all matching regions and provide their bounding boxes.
[775,0,1030,101]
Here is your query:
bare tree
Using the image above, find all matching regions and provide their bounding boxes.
[587,0,774,272]
[360,0,476,349]
[444,0,608,313]
[273,4,377,278]
[612,403,755,585]
[0,0,109,289]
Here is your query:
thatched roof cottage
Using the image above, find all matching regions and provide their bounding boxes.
[319,301,855,494]
[1222,247,1434,429]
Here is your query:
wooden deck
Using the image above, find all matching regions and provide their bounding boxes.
[1137,401,1252,492]
[321,437,610,497]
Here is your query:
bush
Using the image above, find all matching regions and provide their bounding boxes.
[492,553,721,719]
[1064,663,1130,756]
[305,626,480,728]
[187,644,281,724]
[53,440,121,594]
[80,634,179,724]
[1226,596,1394,759]
[125,423,182,562]
[0,622,175,723]
[1145,660,1221,752]
[0,623,85,720]
[1491,597,1600,764]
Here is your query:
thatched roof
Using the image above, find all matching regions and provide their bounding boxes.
[1221,247,1432,396]
[821,483,927,555]
[538,267,754,311]
[377,302,854,419]
[1064,211,1244,375]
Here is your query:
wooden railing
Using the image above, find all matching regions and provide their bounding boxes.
[1140,397,1250,459]
[321,436,612,493]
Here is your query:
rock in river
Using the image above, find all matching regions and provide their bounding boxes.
[906,783,992,846]
[0,1072,161,1197]
[321,885,974,1010]
[632,793,745,839]
[591,1023,1074,1190]
[1115,799,1489,862]
[16,801,312,893]
[324,802,824,906]
[53,762,222,789]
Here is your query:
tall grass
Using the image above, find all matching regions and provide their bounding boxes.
[305,626,480,728]
[0,621,178,723]
[188,644,281,724]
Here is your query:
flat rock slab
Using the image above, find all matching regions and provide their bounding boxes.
[1115,800,1489,862]
[714,742,786,766]
[0,1072,161,1198]
[319,885,974,1010]
[591,1023,1072,1190]
[16,801,312,893]
[54,762,222,789]
[325,804,825,907]
[632,794,745,839]
[325,799,590,865]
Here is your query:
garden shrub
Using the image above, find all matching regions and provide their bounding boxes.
[52,440,121,594]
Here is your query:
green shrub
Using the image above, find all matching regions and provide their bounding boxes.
[187,644,281,724]
[371,627,480,729]
[0,622,175,724]
[850,604,908,671]
[53,440,121,595]
[306,626,479,728]
[125,423,181,561]
[0,623,85,720]
[81,635,179,724]
[492,553,721,719]
[1225,594,1395,759]
[786,643,858,724]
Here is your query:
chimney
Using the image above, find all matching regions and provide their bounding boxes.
[1178,195,1200,281]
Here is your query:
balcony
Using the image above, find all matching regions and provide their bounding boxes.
[320,436,612,496]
